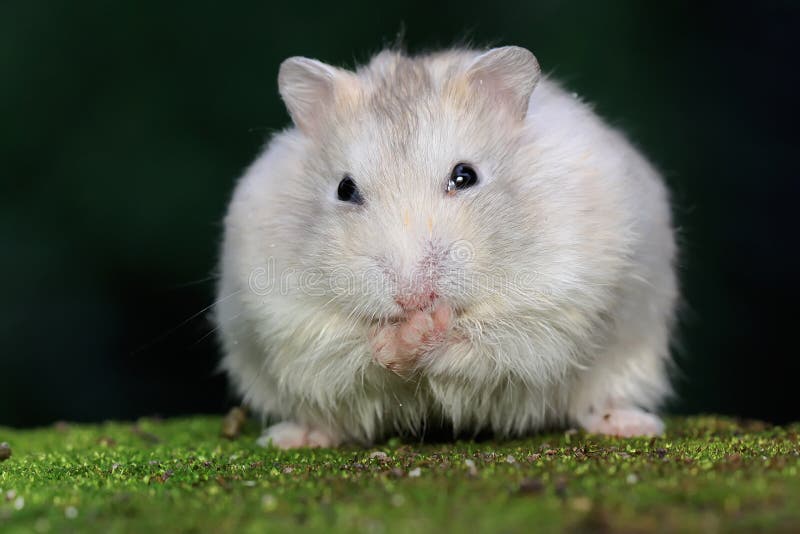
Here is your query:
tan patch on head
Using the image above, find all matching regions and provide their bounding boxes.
[332,74,363,112]
[442,77,474,110]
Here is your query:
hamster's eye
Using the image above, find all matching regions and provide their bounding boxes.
[447,163,479,193]
[337,175,363,204]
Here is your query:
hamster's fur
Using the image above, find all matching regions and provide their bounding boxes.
[215,46,678,448]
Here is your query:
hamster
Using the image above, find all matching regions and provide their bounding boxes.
[214,46,678,448]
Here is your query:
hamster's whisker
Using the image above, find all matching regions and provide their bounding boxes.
[130,289,242,356]
[191,313,241,348]
[166,274,220,290]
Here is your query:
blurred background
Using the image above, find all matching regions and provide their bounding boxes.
[1,0,797,427]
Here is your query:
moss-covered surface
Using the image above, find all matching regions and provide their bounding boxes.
[0,416,798,533]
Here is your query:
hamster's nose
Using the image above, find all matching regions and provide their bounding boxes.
[395,290,438,312]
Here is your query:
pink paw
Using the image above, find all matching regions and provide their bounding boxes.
[580,408,664,437]
[371,305,452,376]
[257,422,337,449]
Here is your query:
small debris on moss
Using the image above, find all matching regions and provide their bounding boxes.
[221,406,248,440]
[0,442,11,461]
[97,436,116,447]
[518,478,545,495]
[53,421,70,432]
[131,424,160,443]
[464,458,478,477]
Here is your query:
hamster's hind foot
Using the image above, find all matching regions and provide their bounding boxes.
[579,407,664,438]
[257,421,338,449]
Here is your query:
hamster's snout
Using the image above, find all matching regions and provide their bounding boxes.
[380,239,449,314]
[394,290,439,312]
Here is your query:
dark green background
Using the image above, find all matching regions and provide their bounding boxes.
[2,1,797,427]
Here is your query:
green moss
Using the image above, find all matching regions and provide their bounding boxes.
[1,416,798,533]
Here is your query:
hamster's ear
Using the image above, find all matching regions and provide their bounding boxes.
[278,57,357,134]
[464,46,541,119]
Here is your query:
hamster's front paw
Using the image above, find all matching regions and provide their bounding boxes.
[580,408,664,438]
[371,305,452,376]
[257,422,337,449]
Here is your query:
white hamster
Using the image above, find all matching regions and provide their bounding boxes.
[214,46,678,448]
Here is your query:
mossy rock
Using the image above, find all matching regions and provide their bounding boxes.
[1,416,798,532]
